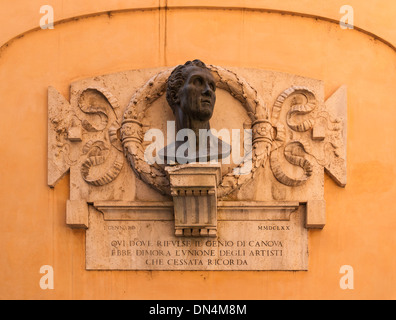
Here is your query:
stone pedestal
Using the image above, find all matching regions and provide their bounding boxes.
[166,163,222,237]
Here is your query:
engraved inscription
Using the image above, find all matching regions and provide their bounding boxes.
[86,206,307,271]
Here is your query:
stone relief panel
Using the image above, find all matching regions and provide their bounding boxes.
[48,63,347,270]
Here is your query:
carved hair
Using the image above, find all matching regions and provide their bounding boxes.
[166,59,210,113]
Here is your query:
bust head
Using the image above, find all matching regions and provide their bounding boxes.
[166,60,216,127]
[160,60,230,164]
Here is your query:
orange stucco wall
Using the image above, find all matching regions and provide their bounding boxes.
[0,1,395,300]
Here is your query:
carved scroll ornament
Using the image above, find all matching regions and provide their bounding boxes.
[48,65,347,234]
[270,86,346,188]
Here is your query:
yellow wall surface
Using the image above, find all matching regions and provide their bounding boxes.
[0,0,395,300]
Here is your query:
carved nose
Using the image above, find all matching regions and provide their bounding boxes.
[202,83,212,96]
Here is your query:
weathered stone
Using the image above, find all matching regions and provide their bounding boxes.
[48,64,347,271]
[166,163,221,237]
[306,200,326,229]
[86,205,308,271]
[66,200,88,229]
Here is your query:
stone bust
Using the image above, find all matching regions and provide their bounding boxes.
[160,59,231,164]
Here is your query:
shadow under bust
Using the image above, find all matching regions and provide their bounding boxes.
[159,132,231,164]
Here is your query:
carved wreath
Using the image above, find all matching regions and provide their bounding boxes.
[120,66,276,199]
[74,68,324,197]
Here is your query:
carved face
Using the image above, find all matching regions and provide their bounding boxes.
[178,66,216,122]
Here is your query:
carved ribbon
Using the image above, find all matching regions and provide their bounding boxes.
[270,86,316,187]
[272,86,316,132]
[78,87,124,186]
[80,140,124,186]
[270,141,313,187]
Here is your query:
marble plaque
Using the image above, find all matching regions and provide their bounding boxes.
[48,64,347,271]
[86,203,308,271]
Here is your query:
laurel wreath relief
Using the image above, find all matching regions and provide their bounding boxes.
[120,66,275,199]
[76,67,328,197]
